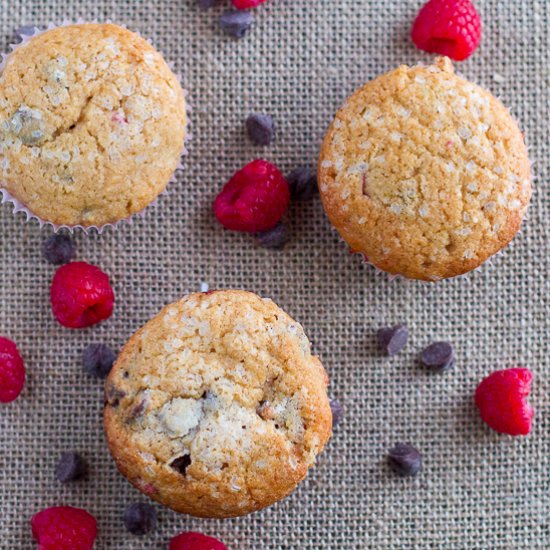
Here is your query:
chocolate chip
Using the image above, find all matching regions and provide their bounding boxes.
[387,443,422,477]
[220,10,254,38]
[377,324,409,356]
[330,398,344,428]
[82,343,116,379]
[170,455,191,476]
[246,113,275,146]
[123,502,157,536]
[286,167,318,201]
[55,451,87,482]
[106,384,126,407]
[128,399,146,420]
[41,234,76,265]
[256,222,288,250]
[420,341,454,371]
[197,0,220,9]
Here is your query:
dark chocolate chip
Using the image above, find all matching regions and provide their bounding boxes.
[420,341,454,371]
[256,222,288,250]
[55,451,87,482]
[41,234,76,265]
[82,343,116,379]
[330,398,344,428]
[246,113,275,146]
[388,443,422,477]
[197,0,220,9]
[123,502,157,536]
[287,167,318,201]
[220,10,254,38]
[106,384,126,407]
[377,324,409,356]
[128,399,146,420]
[170,455,191,476]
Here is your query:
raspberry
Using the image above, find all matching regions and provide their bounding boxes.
[169,531,227,550]
[411,0,482,61]
[0,337,25,403]
[214,159,289,232]
[232,0,267,9]
[475,368,534,436]
[50,262,114,329]
[31,506,97,550]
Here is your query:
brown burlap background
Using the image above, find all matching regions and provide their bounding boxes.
[0,1,548,548]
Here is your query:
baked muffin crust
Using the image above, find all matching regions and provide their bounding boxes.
[0,23,186,227]
[104,290,332,518]
[319,57,531,281]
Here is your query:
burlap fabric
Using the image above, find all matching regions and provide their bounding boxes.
[0,1,548,548]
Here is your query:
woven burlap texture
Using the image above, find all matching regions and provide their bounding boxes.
[0,1,548,548]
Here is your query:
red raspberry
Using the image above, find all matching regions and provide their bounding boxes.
[475,368,534,436]
[411,0,482,61]
[214,159,289,232]
[232,0,267,9]
[0,337,25,403]
[170,531,227,550]
[50,262,115,329]
[31,506,97,550]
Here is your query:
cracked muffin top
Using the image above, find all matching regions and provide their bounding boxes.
[104,290,332,518]
[0,23,186,228]
[318,57,531,281]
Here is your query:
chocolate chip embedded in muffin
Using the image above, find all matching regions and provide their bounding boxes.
[104,290,331,518]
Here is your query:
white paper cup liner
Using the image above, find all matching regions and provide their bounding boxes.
[0,21,190,234]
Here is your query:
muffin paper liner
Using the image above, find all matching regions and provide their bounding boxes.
[0,21,190,234]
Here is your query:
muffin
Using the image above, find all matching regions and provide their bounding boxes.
[0,23,187,229]
[104,290,332,518]
[318,57,531,281]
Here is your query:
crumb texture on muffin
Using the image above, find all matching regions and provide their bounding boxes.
[318,57,531,281]
[104,290,331,518]
[0,23,186,227]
